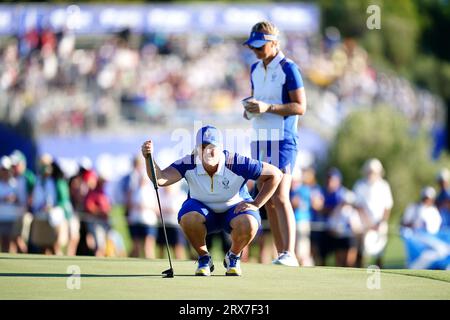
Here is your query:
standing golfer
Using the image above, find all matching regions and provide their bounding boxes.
[243,21,307,266]
[141,125,282,276]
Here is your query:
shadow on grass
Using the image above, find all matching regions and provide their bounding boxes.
[0,256,150,263]
[0,272,226,278]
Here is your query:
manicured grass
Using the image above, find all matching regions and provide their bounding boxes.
[0,253,449,300]
[110,206,408,268]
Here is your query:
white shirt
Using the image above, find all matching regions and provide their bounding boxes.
[403,203,442,234]
[250,51,304,141]
[170,150,263,213]
[353,178,393,225]
[127,173,158,226]
[159,186,187,226]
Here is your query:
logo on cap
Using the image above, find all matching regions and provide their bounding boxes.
[203,129,212,140]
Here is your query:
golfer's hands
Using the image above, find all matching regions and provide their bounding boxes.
[141,140,153,158]
[245,100,271,114]
[234,201,259,213]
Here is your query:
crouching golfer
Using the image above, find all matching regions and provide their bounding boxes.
[141,126,282,276]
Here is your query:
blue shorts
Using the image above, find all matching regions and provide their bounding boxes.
[129,224,157,239]
[251,139,298,173]
[177,198,261,234]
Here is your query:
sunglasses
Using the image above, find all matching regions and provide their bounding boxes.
[248,43,267,51]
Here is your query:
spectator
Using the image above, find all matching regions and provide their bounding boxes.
[316,167,347,265]
[122,155,145,219]
[439,193,450,231]
[158,182,188,260]
[67,157,91,255]
[435,168,450,210]
[328,190,363,267]
[353,158,393,268]
[0,156,19,252]
[402,187,442,234]
[29,154,63,255]
[9,150,35,253]
[84,173,111,257]
[127,170,158,259]
[290,168,317,266]
[296,167,324,265]
[52,160,74,255]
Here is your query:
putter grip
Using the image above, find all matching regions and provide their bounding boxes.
[148,153,159,190]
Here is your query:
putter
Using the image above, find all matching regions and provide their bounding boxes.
[147,153,174,278]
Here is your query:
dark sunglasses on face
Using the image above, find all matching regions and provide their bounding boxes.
[248,44,266,51]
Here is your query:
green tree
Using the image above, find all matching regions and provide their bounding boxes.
[326,106,450,224]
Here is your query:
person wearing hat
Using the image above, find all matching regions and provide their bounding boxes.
[327,190,363,267]
[9,150,35,254]
[67,158,95,256]
[435,168,450,210]
[0,156,20,252]
[290,167,321,267]
[29,154,61,254]
[310,167,347,266]
[241,21,307,267]
[141,125,283,276]
[352,158,393,268]
[402,186,442,234]
[10,150,36,206]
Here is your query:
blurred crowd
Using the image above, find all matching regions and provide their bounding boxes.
[0,26,445,137]
[0,150,189,259]
[284,160,450,268]
[1,149,449,269]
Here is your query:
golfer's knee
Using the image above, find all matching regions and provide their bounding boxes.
[180,212,205,228]
[232,215,259,235]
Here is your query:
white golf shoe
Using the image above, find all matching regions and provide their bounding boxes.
[273,251,299,267]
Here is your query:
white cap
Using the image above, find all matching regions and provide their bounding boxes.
[0,156,12,170]
[39,153,53,165]
[10,150,26,166]
[343,190,356,205]
[421,186,436,200]
[363,158,384,175]
[79,156,93,170]
[437,168,450,182]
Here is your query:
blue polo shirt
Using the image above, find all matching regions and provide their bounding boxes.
[250,51,304,142]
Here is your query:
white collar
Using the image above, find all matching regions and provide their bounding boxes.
[196,151,226,176]
[264,51,285,70]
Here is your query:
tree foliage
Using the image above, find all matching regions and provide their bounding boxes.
[315,0,450,102]
[326,106,450,223]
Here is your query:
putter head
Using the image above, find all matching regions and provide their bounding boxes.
[162,268,174,278]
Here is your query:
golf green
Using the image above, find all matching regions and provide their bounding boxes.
[0,253,449,299]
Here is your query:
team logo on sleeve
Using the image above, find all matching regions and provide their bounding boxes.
[222,177,230,189]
